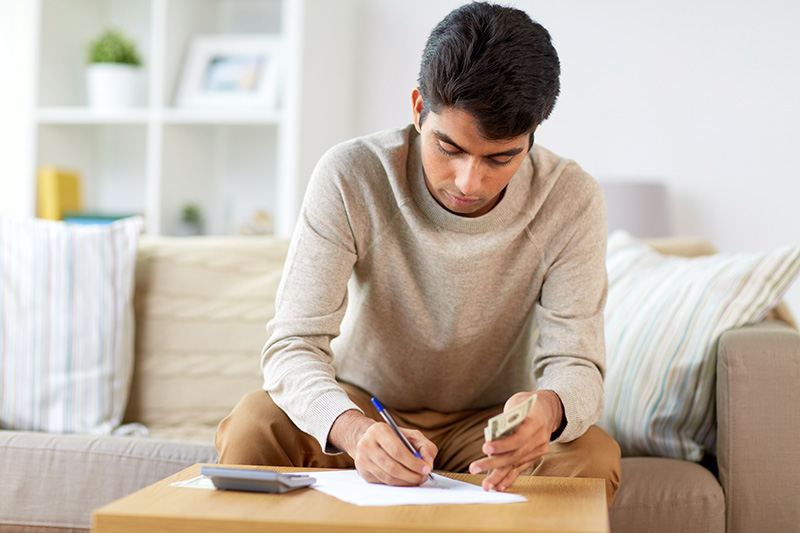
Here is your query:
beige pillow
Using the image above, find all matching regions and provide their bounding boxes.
[601,231,800,460]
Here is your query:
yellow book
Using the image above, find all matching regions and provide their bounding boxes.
[37,166,83,220]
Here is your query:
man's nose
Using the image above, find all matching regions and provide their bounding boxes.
[454,159,482,196]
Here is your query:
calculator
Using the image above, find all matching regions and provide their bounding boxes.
[199,466,316,494]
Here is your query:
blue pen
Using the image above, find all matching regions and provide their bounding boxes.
[371,397,435,483]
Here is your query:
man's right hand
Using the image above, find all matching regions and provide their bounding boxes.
[329,409,437,486]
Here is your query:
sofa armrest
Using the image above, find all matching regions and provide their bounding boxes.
[716,320,800,533]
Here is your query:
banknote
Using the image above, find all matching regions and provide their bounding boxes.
[484,393,538,442]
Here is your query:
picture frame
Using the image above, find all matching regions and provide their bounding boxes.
[176,35,281,108]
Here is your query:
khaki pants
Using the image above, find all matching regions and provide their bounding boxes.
[216,383,621,507]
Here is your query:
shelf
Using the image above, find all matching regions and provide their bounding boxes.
[36,107,284,125]
[36,107,150,124]
[160,123,278,236]
[161,108,284,125]
[37,123,148,216]
[26,0,357,237]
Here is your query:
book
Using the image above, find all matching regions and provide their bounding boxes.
[63,213,139,225]
[37,166,83,220]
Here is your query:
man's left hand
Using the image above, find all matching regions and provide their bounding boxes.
[468,389,563,492]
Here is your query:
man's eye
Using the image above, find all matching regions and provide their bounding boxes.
[437,143,459,156]
[490,157,513,167]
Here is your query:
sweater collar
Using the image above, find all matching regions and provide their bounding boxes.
[408,130,532,234]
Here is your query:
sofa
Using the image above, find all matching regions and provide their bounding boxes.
[1,234,798,533]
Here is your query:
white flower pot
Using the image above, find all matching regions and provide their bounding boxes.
[86,63,143,109]
[174,221,204,237]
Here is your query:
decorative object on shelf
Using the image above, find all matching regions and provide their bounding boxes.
[175,203,205,236]
[176,35,281,109]
[64,213,142,226]
[37,166,83,220]
[599,181,671,238]
[86,28,144,109]
[238,209,274,235]
[37,166,139,225]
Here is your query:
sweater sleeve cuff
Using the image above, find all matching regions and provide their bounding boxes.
[549,394,568,442]
[540,381,601,444]
[305,390,364,454]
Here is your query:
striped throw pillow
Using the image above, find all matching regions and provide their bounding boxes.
[600,231,800,461]
[0,216,143,434]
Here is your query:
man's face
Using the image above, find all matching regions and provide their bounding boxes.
[412,88,532,218]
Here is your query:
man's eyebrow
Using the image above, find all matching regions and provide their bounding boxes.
[433,129,525,158]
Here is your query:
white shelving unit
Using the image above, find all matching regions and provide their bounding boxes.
[28,0,358,238]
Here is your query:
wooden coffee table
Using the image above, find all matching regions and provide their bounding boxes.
[91,464,609,533]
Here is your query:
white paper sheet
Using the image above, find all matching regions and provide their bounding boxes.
[306,470,527,506]
[172,472,526,506]
[171,475,216,489]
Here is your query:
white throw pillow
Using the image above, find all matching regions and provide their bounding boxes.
[0,216,143,434]
[600,230,800,461]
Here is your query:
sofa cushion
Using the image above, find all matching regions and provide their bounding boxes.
[644,236,798,329]
[610,457,724,533]
[124,236,290,443]
[600,230,800,460]
[0,216,143,434]
[0,430,217,530]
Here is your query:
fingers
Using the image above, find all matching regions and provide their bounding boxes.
[481,463,529,492]
[354,423,434,486]
[404,428,438,467]
[468,414,550,492]
[482,427,550,459]
[469,439,547,480]
[504,391,534,410]
[470,442,543,492]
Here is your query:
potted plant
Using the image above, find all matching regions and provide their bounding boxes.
[175,203,205,236]
[86,28,144,108]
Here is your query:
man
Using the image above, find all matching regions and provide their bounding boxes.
[216,2,621,506]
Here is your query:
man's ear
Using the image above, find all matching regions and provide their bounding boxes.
[411,87,425,133]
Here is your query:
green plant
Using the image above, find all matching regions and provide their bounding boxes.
[181,204,203,225]
[87,29,143,66]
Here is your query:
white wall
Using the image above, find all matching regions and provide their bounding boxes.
[351,0,800,314]
[0,0,36,217]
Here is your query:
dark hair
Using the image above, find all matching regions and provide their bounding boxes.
[418,2,560,142]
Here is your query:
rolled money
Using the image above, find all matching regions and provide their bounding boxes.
[484,393,538,442]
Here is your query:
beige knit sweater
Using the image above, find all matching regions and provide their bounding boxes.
[262,124,608,453]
